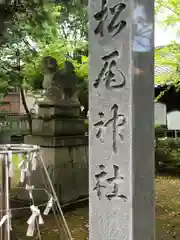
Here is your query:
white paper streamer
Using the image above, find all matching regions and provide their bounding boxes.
[8,151,13,178]
[9,210,12,231]
[0,214,10,229]
[26,205,44,237]
[18,157,25,180]
[26,184,34,199]
[18,153,23,162]
[20,167,30,183]
[43,197,53,215]
[0,213,12,231]
[18,159,25,169]
[31,152,37,171]
[18,156,31,183]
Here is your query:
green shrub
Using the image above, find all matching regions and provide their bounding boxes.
[155,138,180,171]
[155,125,167,139]
[155,125,167,138]
[155,124,167,129]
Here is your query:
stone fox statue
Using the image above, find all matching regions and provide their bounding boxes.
[41,56,79,104]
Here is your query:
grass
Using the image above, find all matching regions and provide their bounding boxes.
[10,175,180,239]
[0,155,176,240]
[12,205,88,239]
[8,154,89,239]
[156,175,180,239]
[0,148,176,238]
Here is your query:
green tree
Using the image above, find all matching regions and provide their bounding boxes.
[58,0,88,41]
[0,2,88,131]
[0,3,61,131]
[155,0,180,88]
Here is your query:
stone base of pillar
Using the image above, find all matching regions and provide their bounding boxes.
[38,102,81,118]
[22,96,88,204]
[13,98,88,204]
[31,118,86,136]
[23,135,88,204]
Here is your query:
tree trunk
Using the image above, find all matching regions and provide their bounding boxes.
[19,86,32,134]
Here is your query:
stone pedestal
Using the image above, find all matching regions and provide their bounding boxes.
[32,118,85,136]
[24,103,88,204]
[38,102,81,118]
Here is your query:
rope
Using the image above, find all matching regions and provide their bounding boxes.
[0,144,72,240]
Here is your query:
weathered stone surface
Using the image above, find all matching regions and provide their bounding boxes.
[24,133,88,204]
[53,146,88,203]
[24,54,88,205]
[89,0,154,239]
[38,103,81,118]
[38,56,80,105]
[24,135,88,147]
[17,145,88,204]
[31,118,86,136]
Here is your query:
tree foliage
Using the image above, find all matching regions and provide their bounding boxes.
[0,2,88,98]
[0,0,89,126]
[155,0,180,27]
[58,0,88,41]
[155,0,180,88]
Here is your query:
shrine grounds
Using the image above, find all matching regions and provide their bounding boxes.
[156,175,180,239]
[10,175,180,239]
[2,154,180,239]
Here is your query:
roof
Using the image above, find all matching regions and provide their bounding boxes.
[154,44,175,87]
[154,82,172,88]
[154,65,173,88]
[155,65,172,75]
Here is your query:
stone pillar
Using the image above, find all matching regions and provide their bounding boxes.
[89,0,155,239]
[25,102,88,204]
